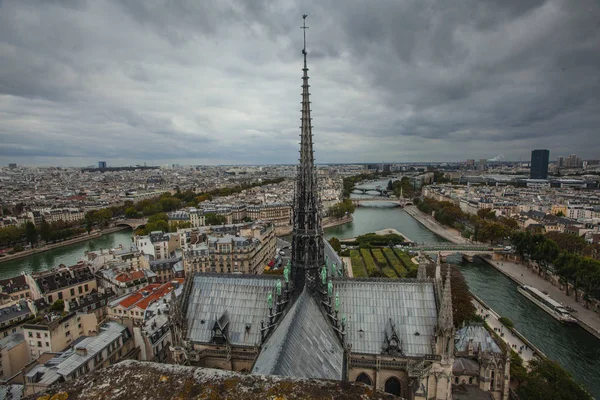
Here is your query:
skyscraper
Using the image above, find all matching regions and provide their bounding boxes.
[98,161,107,169]
[291,15,324,292]
[530,149,549,179]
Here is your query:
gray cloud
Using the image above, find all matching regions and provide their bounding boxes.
[0,0,599,166]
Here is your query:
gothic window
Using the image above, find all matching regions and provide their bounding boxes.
[384,377,402,396]
[355,373,372,386]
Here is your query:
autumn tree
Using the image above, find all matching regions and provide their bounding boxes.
[25,221,38,247]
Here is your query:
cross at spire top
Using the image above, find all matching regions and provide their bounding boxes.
[301,14,308,56]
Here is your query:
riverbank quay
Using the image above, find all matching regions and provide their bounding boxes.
[478,257,600,340]
[322,215,353,229]
[471,294,541,365]
[404,206,469,244]
[0,226,130,264]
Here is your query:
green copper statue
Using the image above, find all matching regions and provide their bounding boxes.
[267,291,273,309]
[321,265,327,285]
[327,280,333,297]
[276,280,282,296]
[283,264,290,283]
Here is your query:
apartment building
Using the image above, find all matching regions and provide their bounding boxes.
[189,208,205,227]
[135,232,180,260]
[43,208,85,224]
[0,276,30,301]
[22,312,99,359]
[96,267,157,296]
[183,222,276,275]
[129,282,183,363]
[246,203,291,226]
[22,321,135,396]
[107,279,183,332]
[0,301,32,341]
[143,258,184,284]
[0,332,28,381]
[25,263,97,304]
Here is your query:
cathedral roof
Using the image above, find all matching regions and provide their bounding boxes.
[455,325,502,354]
[453,357,480,375]
[335,279,438,356]
[252,289,343,380]
[185,274,281,346]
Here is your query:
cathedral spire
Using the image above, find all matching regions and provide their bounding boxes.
[416,252,428,280]
[438,267,453,331]
[291,14,324,292]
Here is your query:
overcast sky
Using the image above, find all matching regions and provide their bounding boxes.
[1,0,599,166]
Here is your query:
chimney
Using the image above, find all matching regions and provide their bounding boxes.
[76,347,87,356]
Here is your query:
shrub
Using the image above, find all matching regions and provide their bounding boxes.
[350,250,367,277]
[360,248,379,277]
[383,248,407,276]
[382,266,398,278]
[394,249,418,272]
[371,249,388,267]
[499,316,514,329]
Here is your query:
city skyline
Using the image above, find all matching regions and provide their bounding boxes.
[1,0,600,166]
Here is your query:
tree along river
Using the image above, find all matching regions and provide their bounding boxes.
[1,202,599,396]
[0,229,133,280]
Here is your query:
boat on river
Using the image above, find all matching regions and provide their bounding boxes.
[517,285,578,324]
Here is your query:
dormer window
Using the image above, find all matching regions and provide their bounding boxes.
[212,311,230,345]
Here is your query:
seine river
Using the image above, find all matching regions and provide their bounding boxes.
[0,229,133,280]
[1,199,598,396]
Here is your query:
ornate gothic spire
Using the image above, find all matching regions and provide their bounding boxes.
[291,15,324,292]
[438,267,453,331]
[416,251,428,280]
[435,251,442,280]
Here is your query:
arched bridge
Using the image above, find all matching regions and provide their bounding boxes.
[399,244,505,262]
[115,219,148,230]
[352,198,411,207]
[352,188,389,196]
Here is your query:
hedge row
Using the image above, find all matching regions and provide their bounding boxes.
[371,249,388,267]
[360,248,379,277]
[382,266,398,278]
[350,250,367,278]
[383,248,407,277]
[394,249,418,272]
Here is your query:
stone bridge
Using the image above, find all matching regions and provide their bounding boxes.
[115,219,148,230]
[352,188,389,196]
[399,244,506,262]
[351,198,411,207]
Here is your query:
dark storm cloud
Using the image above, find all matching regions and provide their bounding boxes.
[0,0,599,166]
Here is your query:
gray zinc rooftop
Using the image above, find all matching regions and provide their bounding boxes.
[186,274,281,346]
[252,289,343,380]
[335,279,438,356]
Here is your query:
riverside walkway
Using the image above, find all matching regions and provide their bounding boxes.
[404,206,470,244]
[472,297,538,365]
[482,258,600,340]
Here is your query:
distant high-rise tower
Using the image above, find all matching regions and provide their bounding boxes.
[530,149,549,179]
[98,161,107,169]
[291,15,324,292]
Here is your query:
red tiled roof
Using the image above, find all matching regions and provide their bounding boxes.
[118,284,161,308]
[117,279,184,310]
[115,270,146,283]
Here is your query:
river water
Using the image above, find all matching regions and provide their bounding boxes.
[0,229,133,280]
[2,199,599,396]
